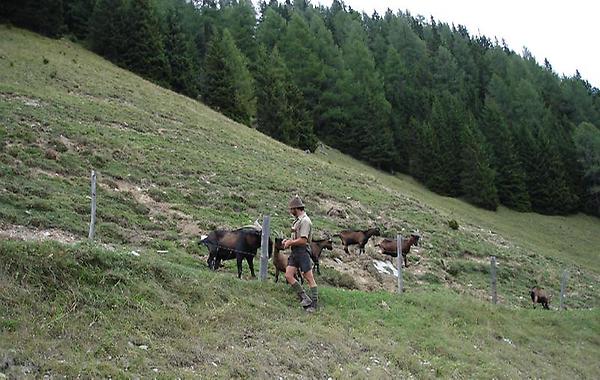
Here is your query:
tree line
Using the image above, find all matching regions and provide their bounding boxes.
[2,0,599,216]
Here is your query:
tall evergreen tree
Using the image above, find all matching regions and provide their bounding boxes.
[428,91,467,196]
[256,7,286,51]
[87,0,127,63]
[120,0,171,86]
[63,0,94,39]
[460,118,499,210]
[2,0,65,37]
[573,122,600,216]
[254,46,293,144]
[203,29,254,125]
[164,6,198,98]
[336,21,394,169]
[528,127,577,214]
[480,98,530,211]
[221,0,258,63]
[278,12,324,122]
[383,46,410,171]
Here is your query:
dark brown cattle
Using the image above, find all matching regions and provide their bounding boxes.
[376,233,421,267]
[200,227,272,279]
[310,236,333,275]
[335,228,380,255]
[530,286,550,310]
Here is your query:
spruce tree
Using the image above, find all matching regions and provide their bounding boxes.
[528,127,576,214]
[203,29,255,125]
[429,91,466,196]
[480,98,530,211]
[256,7,287,51]
[3,0,65,37]
[87,0,127,63]
[255,46,293,143]
[573,122,600,216]
[384,46,410,172]
[164,6,198,98]
[221,0,258,63]
[64,0,95,39]
[120,0,171,86]
[460,119,499,210]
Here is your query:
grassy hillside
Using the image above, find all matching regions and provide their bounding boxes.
[1,26,600,378]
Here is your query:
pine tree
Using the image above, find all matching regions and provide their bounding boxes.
[221,0,258,63]
[203,29,255,125]
[256,7,286,51]
[164,6,198,98]
[408,118,440,186]
[254,46,293,143]
[460,118,499,210]
[528,128,576,214]
[3,0,65,37]
[480,97,530,211]
[87,0,127,63]
[64,0,95,39]
[428,91,466,196]
[120,0,171,86]
[278,12,324,116]
[384,46,410,172]
[336,20,394,169]
[573,122,600,216]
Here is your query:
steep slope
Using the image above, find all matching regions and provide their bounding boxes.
[1,26,600,377]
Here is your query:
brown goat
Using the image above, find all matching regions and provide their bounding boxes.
[273,238,302,284]
[335,228,380,255]
[310,236,333,275]
[530,287,550,310]
[376,234,421,267]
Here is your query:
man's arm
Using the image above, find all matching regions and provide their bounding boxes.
[283,237,307,249]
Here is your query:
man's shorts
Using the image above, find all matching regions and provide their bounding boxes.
[288,246,313,273]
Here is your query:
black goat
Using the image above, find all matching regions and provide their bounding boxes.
[200,227,272,279]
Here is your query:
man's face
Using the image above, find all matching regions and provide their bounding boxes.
[289,207,298,217]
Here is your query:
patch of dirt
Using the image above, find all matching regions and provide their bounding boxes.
[321,243,429,292]
[0,92,47,107]
[0,223,79,244]
[109,180,202,239]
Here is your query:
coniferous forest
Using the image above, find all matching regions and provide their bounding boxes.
[2,0,599,216]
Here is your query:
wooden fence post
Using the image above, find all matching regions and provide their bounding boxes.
[396,234,403,293]
[490,256,497,304]
[88,170,97,240]
[259,215,270,281]
[560,270,568,310]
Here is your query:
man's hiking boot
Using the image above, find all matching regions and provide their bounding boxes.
[304,300,318,313]
[299,292,312,307]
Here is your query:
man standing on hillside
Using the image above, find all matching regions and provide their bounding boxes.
[282,195,318,313]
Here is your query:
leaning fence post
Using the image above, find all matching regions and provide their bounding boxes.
[259,215,270,281]
[490,256,497,304]
[396,234,403,294]
[88,170,97,240]
[560,270,568,310]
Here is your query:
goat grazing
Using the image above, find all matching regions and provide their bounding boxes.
[530,286,550,310]
[200,227,272,279]
[376,233,421,267]
[335,228,380,255]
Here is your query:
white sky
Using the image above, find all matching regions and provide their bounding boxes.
[315,0,600,88]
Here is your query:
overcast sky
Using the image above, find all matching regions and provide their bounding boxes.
[315,0,599,88]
